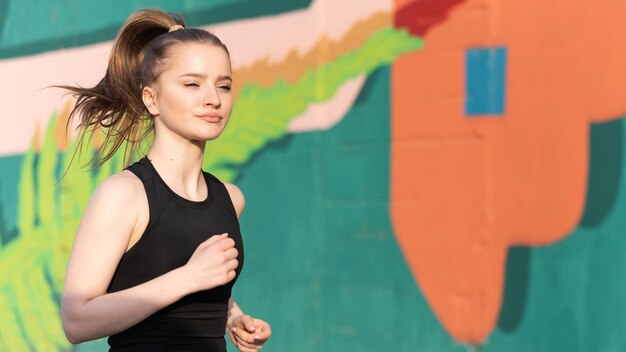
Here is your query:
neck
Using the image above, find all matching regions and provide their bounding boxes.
[146,130,207,199]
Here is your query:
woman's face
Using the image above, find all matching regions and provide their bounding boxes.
[143,42,233,143]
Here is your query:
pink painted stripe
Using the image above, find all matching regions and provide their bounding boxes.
[0,0,390,156]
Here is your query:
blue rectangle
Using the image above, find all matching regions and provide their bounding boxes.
[465,47,507,116]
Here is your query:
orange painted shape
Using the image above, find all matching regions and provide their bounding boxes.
[391,0,626,344]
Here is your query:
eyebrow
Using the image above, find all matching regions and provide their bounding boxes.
[178,73,232,81]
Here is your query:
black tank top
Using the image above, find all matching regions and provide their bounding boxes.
[106,157,244,351]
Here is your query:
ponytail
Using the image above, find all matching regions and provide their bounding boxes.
[57,9,183,168]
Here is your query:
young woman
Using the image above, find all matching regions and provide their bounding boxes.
[60,9,271,351]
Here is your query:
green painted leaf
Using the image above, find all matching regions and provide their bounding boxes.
[203,27,423,181]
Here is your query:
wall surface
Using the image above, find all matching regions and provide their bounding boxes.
[0,0,625,351]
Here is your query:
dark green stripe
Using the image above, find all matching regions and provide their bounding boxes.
[0,0,8,45]
[0,0,312,59]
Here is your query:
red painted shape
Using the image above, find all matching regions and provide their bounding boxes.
[394,0,466,37]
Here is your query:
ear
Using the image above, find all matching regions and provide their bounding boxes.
[142,86,159,116]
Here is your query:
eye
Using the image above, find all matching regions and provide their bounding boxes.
[219,85,232,91]
[184,82,200,88]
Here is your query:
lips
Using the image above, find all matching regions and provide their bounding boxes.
[197,114,222,123]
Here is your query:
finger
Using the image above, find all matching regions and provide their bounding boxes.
[220,263,237,284]
[233,332,258,350]
[214,236,236,251]
[229,329,254,351]
[236,344,257,352]
[202,233,228,246]
[227,258,239,271]
[255,320,272,341]
[234,326,257,345]
[240,346,259,352]
[223,247,239,260]
[251,331,268,343]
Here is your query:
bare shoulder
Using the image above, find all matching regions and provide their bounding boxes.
[74,169,146,253]
[222,181,245,219]
[81,170,146,225]
[91,170,144,205]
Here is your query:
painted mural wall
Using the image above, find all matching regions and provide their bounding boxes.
[0,0,625,351]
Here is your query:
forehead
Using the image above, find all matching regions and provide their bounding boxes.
[162,43,231,77]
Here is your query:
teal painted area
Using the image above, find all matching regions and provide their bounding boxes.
[488,221,626,351]
[232,67,467,351]
[486,120,626,352]
[0,0,8,45]
[0,0,312,59]
[0,154,24,246]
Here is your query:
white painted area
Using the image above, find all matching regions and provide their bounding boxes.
[288,75,366,132]
[0,43,110,155]
[212,0,391,68]
[0,0,391,156]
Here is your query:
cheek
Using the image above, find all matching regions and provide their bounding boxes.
[159,89,194,113]
[221,95,234,114]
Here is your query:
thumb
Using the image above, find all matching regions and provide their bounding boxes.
[241,315,256,332]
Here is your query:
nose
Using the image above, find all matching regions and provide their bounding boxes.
[203,86,221,107]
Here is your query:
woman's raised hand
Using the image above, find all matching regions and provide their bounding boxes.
[182,233,239,292]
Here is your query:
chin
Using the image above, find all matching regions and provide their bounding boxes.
[194,130,226,142]
[200,122,229,138]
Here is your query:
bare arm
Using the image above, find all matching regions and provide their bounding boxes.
[223,182,272,351]
[223,181,246,327]
[62,172,238,343]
